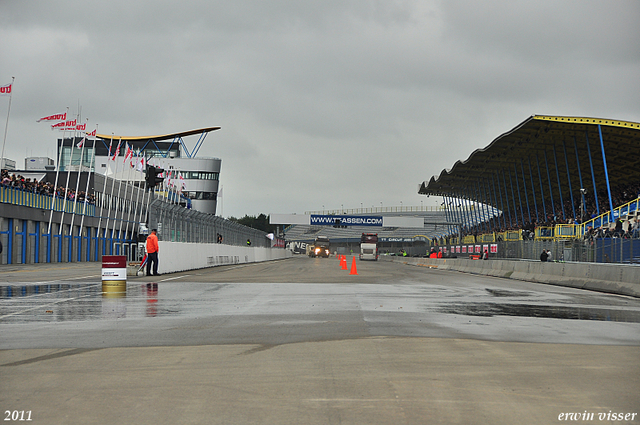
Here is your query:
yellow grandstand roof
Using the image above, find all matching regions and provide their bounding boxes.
[96,126,220,142]
[419,115,640,207]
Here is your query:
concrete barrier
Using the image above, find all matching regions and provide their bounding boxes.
[381,256,640,298]
[135,242,293,274]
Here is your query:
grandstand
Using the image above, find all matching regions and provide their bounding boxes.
[417,115,640,263]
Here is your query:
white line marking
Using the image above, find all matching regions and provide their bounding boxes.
[158,275,191,282]
[0,294,95,319]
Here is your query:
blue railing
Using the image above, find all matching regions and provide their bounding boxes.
[0,185,96,216]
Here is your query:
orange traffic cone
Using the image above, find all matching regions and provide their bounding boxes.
[341,255,348,270]
[349,256,358,275]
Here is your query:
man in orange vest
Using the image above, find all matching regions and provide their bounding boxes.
[146,229,160,276]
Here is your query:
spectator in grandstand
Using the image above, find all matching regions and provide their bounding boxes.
[614,218,624,238]
[631,219,640,238]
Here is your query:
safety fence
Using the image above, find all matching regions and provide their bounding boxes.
[438,239,640,264]
[446,197,640,244]
[1,183,271,265]
[0,185,96,216]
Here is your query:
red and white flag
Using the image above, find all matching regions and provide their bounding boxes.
[38,111,66,122]
[76,137,86,148]
[124,143,134,164]
[0,83,12,96]
[51,119,77,131]
[85,128,97,137]
[135,155,146,173]
[111,140,121,161]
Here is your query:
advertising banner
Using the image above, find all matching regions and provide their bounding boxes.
[310,215,383,227]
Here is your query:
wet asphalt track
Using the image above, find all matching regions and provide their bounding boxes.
[1,257,639,425]
[2,256,639,348]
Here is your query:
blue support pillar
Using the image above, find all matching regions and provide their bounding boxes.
[480,179,492,232]
[585,130,600,216]
[448,195,460,236]
[486,177,499,232]
[499,170,512,228]
[67,228,73,263]
[33,221,40,263]
[543,150,556,220]
[520,160,532,224]
[470,184,483,232]
[1,219,12,264]
[512,164,525,227]
[562,139,576,221]
[493,173,507,230]
[506,169,517,228]
[477,182,489,232]
[451,194,462,234]
[598,124,615,220]
[552,145,566,221]
[46,231,51,263]
[573,136,587,220]
[528,157,539,223]
[536,154,548,222]
[56,231,62,263]
[86,227,91,262]
[18,220,27,264]
[442,195,451,235]
[465,192,477,233]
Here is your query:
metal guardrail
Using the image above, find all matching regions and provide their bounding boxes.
[1,185,96,216]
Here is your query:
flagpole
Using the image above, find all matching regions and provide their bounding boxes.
[48,107,69,234]
[79,124,97,245]
[104,135,119,253]
[113,139,127,252]
[96,133,112,254]
[130,150,144,248]
[120,144,134,245]
[1,77,14,169]
[59,110,79,237]
[135,154,147,232]
[69,118,88,254]
[145,156,157,233]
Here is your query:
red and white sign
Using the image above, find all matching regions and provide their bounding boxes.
[490,244,498,254]
[102,255,127,281]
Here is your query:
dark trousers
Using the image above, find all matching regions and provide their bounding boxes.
[146,252,159,276]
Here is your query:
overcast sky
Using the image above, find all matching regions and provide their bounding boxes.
[1,1,639,218]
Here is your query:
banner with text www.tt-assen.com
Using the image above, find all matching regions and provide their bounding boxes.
[310,215,383,227]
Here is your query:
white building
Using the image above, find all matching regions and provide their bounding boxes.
[57,127,222,215]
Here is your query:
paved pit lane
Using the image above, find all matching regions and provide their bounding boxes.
[1,257,639,425]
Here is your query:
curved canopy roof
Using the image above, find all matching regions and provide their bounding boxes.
[96,126,220,142]
[419,115,640,210]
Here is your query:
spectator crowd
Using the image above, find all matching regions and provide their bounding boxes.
[1,169,95,204]
[454,181,640,241]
